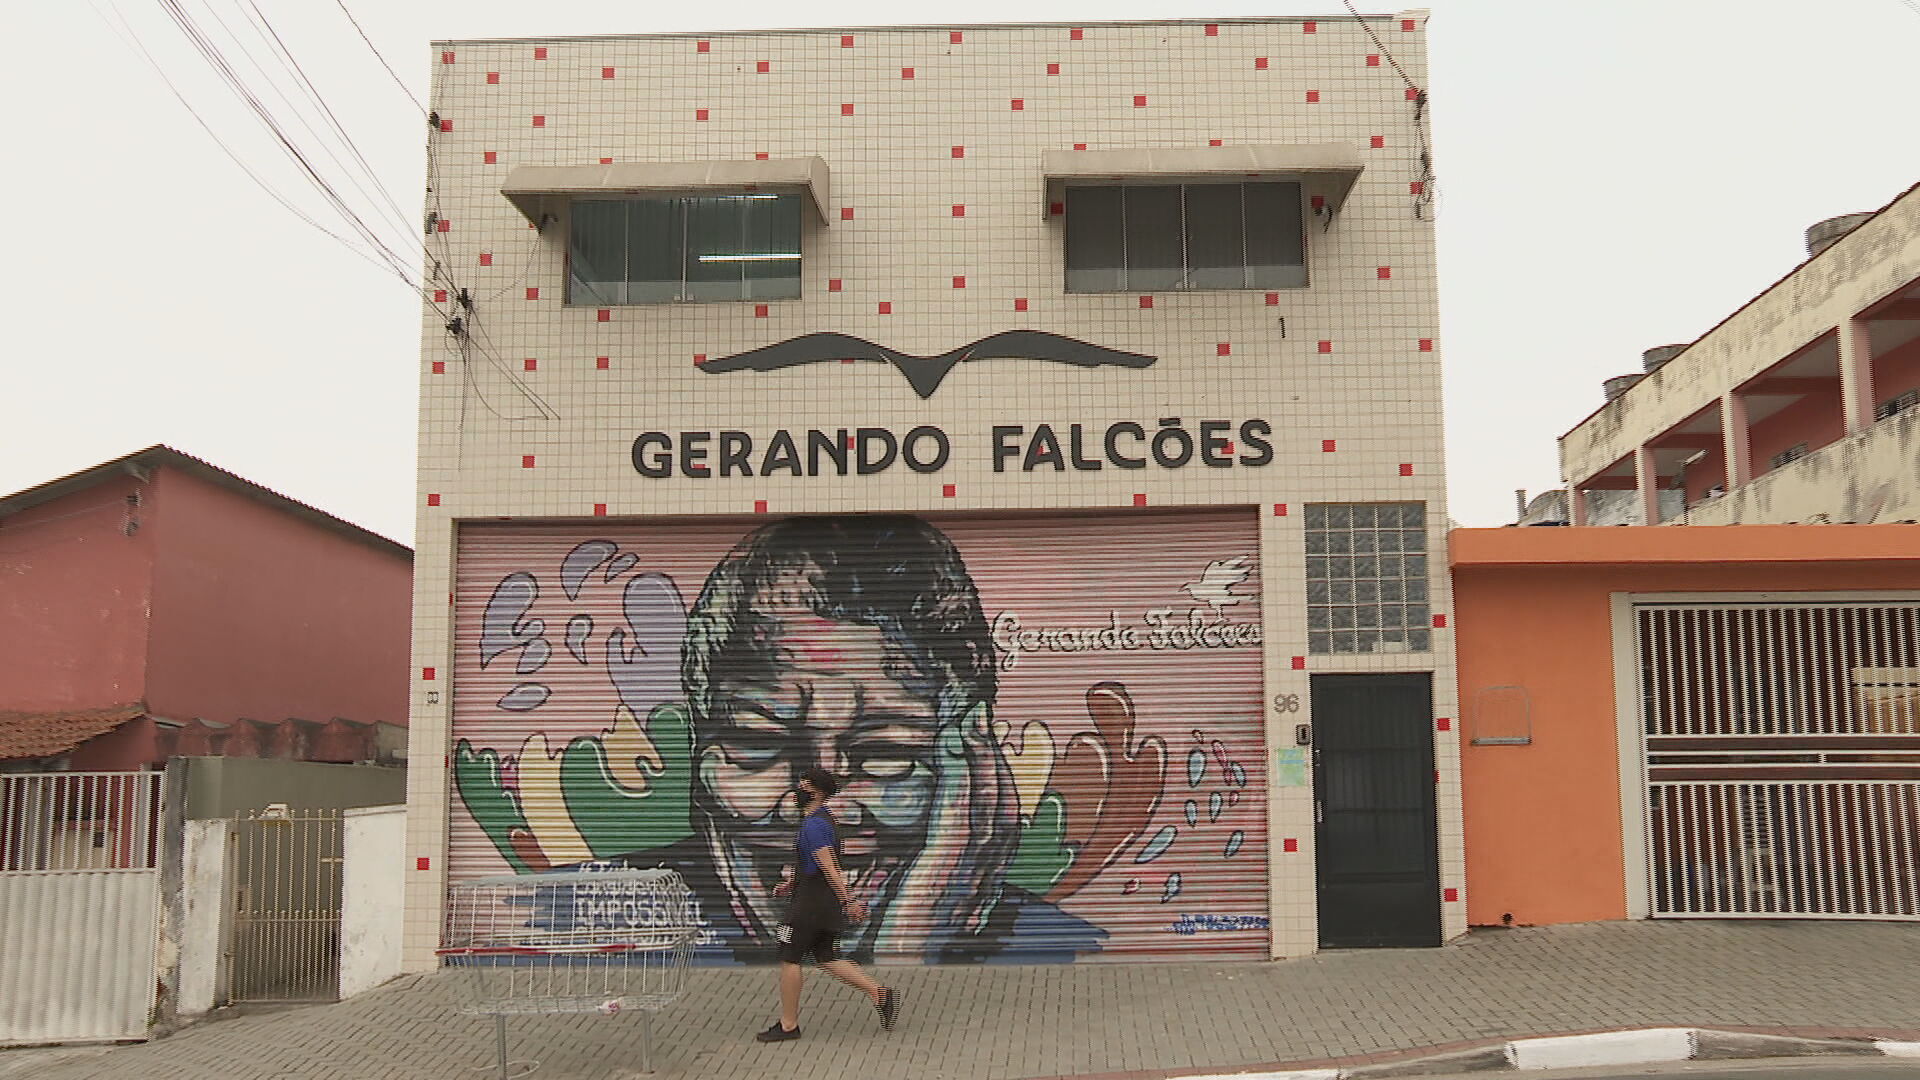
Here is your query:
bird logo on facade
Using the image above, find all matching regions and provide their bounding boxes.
[1182,556,1253,620]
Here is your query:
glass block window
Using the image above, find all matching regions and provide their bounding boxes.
[568,193,803,305]
[1304,503,1432,655]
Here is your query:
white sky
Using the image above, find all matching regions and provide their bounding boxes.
[5,0,1918,544]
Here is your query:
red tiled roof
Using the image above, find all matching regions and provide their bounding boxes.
[0,704,145,760]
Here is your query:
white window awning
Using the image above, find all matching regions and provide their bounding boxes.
[1041,142,1364,217]
[501,156,832,224]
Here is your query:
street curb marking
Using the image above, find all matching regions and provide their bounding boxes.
[1878,1040,1920,1057]
[1506,1028,1694,1070]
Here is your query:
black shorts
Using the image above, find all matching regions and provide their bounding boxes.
[776,919,842,965]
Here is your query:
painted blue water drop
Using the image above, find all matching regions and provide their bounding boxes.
[1184,799,1198,827]
[1209,791,1224,822]
[1135,825,1177,863]
[1229,762,1247,788]
[1186,748,1206,788]
[1161,872,1183,903]
[1224,829,1245,858]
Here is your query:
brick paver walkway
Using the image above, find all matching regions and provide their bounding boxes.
[22,921,1920,1080]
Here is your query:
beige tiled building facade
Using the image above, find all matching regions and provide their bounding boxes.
[406,13,1458,970]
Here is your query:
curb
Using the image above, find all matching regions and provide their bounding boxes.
[1124,1027,1920,1080]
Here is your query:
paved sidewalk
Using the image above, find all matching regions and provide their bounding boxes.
[26,921,1920,1080]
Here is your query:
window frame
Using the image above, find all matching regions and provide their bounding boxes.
[564,191,805,307]
[1061,180,1309,295]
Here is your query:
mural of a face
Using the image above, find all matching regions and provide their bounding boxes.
[682,516,1017,955]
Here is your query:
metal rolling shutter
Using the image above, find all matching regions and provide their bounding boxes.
[447,508,1268,962]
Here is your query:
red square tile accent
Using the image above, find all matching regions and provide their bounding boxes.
[951,204,966,217]
[952,276,966,289]
[840,207,855,220]
[423,666,436,680]
[596,356,610,370]
[1403,18,1417,30]
[840,103,855,116]
[533,47,548,60]
[1133,94,1148,107]
[754,304,769,318]
[522,357,537,372]
[1011,98,1025,110]
[1273,502,1289,516]
[1410,180,1426,194]
[478,252,493,266]
[1205,23,1218,35]
[942,483,957,497]
[1417,339,1435,353]
[1407,86,1421,100]
[486,72,500,84]
[431,361,446,375]
[1306,90,1321,103]
[1310,194,1326,210]
[439,118,453,132]
[1437,717,1452,731]
[417,856,431,870]
[436,219,451,232]
[593,503,608,517]
[951,145,964,158]
[441,51,455,64]
[1433,613,1449,628]
[877,301,893,315]
[1400,463,1415,476]
[1216,342,1231,356]
[426,492,442,506]
[903,67,916,79]
[1321,439,1337,452]
[1291,655,1307,669]
[754,499,769,514]
[1255,56,1269,69]
[521,455,536,469]
[1072,142,1087,151]
[526,287,540,300]
[433,289,448,303]
[840,358,855,365]
[951,31,964,43]
[1013,297,1029,312]
[1223,441,1235,455]
[596,308,611,322]
[1367,54,1381,66]
[757,60,770,73]
[693,353,707,365]
[598,157,613,165]
[603,67,616,79]
[1208,139,1223,147]
[1317,340,1333,353]
[1303,20,1317,32]
[827,278,843,292]
[1070,27,1084,40]
[1047,63,1061,76]
[1371,135,1386,149]
[1048,201,1064,216]
[1283,838,1299,852]
[1132,493,1148,507]
[1444,887,1460,903]
[695,108,709,121]
[483,151,497,164]
[532,115,546,127]
[754,152,769,160]
[1377,266,1392,279]
[840,34,854,47]
[1265,292,1280,305]
[696,39,710,52]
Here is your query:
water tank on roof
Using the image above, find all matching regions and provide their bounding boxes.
[1806,212,1874,257]
[1603,374,1644,401]
[1642,344,1688,373]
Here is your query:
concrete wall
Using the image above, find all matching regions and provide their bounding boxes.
[176,818,232,1017]
[182,757,405,820]
[0,472,154,712]
[1680,400,1920,525]
[338,805,405,999]
[1450,525,1920,928]
[143,464,412,733]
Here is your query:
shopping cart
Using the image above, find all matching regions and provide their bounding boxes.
[439,868,697,1078]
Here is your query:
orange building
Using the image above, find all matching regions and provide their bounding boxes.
[1453,524,1920,928]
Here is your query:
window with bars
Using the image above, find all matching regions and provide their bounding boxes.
[1063,182,1306,293]
[1304,503,1432,655]
[1768,443,1810,470]
[567,193,803,305]
[1876,388,1919,422]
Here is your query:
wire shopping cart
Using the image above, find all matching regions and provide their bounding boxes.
[439,868,697,1078]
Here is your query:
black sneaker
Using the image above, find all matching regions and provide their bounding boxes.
[875,986,900,1031]
[755,1021,800,1043]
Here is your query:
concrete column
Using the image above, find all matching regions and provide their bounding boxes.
[1633,445,1660,525]
[1721,393,1752,488]
[1839,316,1878,435]
[1569,486,1590,526]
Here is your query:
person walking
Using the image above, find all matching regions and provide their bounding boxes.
[756,767,901,1042]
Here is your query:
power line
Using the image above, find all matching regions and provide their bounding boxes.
[332,0,428,116]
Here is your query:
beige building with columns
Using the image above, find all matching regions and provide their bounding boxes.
[404,13,1456,971]
[1561,183,1920,527]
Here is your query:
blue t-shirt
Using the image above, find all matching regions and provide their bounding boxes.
[796,810,835,876]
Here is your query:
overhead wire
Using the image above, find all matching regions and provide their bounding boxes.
[1342,2,1436,220]
[331,0,428,116]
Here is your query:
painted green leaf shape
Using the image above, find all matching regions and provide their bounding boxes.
[562,703,695,858]
[453,739,532,874]
[1006,790,1074,896]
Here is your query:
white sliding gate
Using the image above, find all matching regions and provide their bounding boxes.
[1633,600,1920,920]
[0,772,164,1044]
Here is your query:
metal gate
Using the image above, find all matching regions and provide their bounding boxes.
[225,806,344,1003]
[1636,600,1920,919]
[0,771,163,1044]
